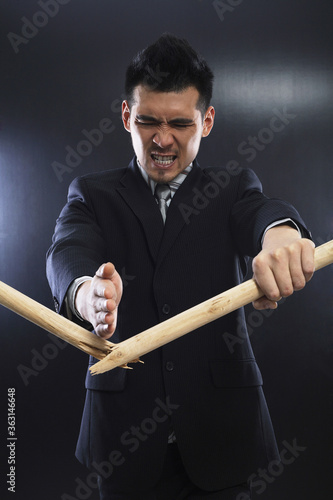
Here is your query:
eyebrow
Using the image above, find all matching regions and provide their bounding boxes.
[135,115,194,124]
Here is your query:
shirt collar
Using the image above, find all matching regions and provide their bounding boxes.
[136,158,193,198]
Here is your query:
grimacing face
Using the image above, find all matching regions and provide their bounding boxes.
[122,85,215,183]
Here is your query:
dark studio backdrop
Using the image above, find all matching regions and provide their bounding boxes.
[0,1,332,499]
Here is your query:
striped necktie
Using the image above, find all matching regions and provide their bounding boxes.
[154,184,171,223]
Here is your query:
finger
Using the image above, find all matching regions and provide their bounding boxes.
[95,323,115,339]
[257,247,295,299]
[270,248,298,298]
[94,297,117,314]
[286,240,315,291]
[252,259,282,302]
[287,245,306,291]
[94,280,117,300]
[95,313,118,339]
[96,262,116,280]
[252,297,278,310]
[94,263,121,301]
[301,240,315,282]
[95,309,116,325]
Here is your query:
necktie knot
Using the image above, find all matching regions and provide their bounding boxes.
[155,183,170,201]
[154,184,171,222]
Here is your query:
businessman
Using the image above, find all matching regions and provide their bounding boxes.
[47,34,315,499]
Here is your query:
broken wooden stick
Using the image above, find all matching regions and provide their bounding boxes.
[0,241,332,372]
[90,240,333,375]
[0,281,113,360]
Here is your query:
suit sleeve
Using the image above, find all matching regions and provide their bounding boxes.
[230,168,312,257]
[46,176,107,316]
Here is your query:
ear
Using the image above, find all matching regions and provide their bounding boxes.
[122,100,131,132]
[202,106,215,138]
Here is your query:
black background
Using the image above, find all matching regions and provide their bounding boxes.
[0,1,332,499]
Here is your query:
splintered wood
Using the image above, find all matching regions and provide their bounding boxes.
[90,240,333,375]
[0,281,113,360]
[0,240,332,375]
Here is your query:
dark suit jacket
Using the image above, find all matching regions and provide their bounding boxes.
[46,158,310,493]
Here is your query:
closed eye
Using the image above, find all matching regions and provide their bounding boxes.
[135,118,159,127]
[135,121,156,126]
[171,123,193,128]
[135,121,192,129]
[135,116,194,128]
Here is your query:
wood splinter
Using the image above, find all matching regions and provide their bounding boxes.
[0,281,114,360]
[90,239,333,375]
[0,240,332,374]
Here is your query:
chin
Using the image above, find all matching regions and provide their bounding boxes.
[154,170,178,183]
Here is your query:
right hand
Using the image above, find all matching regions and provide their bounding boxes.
[75,262,123,339]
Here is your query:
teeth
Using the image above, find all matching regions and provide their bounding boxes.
[152,154,175,166]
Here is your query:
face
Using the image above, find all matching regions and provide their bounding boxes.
[122,85,215,183]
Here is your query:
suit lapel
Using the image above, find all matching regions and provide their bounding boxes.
[116,158,164,263]
[157,160,203,266]
[116,158,205,266]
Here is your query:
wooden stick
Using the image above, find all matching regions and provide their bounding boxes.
[0,281,113,360]
[90,240,333,375]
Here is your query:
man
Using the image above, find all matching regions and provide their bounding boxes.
[47,34,315,499]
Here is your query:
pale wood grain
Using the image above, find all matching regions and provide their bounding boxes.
[0,281,113,359]
[90,240,333,374]
[1,241,332,373]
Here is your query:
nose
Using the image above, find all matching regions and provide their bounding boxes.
[153,127,174,149]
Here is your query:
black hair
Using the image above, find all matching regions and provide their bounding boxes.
[125,33,214,116]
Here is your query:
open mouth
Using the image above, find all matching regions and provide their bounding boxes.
[151,153,177,167]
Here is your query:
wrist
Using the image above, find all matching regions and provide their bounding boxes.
[74,278,92,321]
[262,225,301,250]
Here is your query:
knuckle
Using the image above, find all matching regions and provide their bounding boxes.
[108,299,116,311]
[269,247,285,263]
[304,262,315,276]
[305,271,314,282]
[293,277,306,290]
[281,286,293,297]
[252,255,266,273]
[272,247,284,260]
[264,286,280,301]
[269,291,281,301]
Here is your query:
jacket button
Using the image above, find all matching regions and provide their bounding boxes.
[162,304,170,315]
[166,361,174,372]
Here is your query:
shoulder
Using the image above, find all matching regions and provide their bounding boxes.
[198,162,263,194]
[67,166,128,195]
[75,166,128,186]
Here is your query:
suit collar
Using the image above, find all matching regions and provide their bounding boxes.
[116,158,164,263]
[116,157,204,265]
